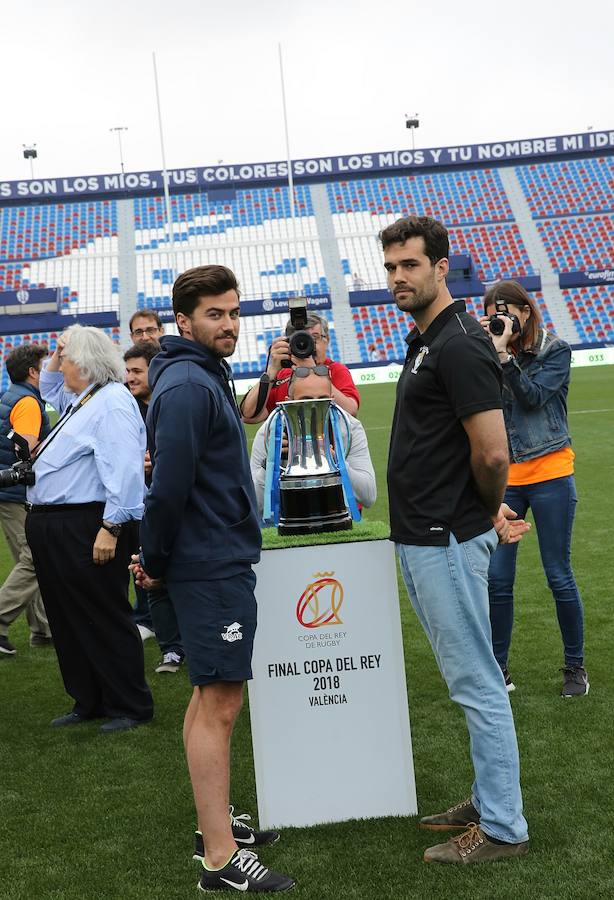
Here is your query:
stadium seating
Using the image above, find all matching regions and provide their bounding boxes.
[327,169,512,225]
[535,216,614,273]
[0,200,117,260]
[516,158,614,217]
[562,285,614,343]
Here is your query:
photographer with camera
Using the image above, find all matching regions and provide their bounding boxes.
[480,280,588,697]
[24,326,153,732]
[240,308,360,424]
[0,345,52,655]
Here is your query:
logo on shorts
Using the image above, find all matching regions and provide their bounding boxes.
[221,622,243,642]
[296,572,344,629]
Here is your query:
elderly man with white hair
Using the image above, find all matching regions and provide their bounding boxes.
[24,325,153,734]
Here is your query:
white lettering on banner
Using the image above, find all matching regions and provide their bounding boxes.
[589,131,614,148]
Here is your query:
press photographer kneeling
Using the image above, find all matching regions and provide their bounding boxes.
[240,302,360,423]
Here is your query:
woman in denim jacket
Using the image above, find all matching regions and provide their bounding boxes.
[480,280,588,698]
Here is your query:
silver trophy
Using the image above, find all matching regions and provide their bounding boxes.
[274,397,352,536]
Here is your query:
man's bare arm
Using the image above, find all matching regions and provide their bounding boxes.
[461,408,509,518]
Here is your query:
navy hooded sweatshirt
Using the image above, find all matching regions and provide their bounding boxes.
[140,335,262,582]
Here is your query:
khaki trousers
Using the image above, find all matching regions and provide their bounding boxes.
[0,500,50,638]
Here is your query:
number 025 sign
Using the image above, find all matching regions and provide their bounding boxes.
[248,540,417,829]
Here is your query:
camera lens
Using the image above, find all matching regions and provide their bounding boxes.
[488,317,505,336]
[289,330,315,359]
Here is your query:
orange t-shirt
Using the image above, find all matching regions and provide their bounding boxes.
[9,395,42,438]
[508,447,575,486]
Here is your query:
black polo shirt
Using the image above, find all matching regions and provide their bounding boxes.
[388,300,503,546]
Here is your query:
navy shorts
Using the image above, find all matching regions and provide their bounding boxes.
[166,570,257,686]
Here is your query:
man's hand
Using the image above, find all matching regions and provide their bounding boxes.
[93,528,117,565]
[129,554,163,590]
[267,336,292,378]
[144,450,152,479]
[492,502,531,544]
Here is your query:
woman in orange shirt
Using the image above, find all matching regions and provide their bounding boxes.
[481,281,588,698]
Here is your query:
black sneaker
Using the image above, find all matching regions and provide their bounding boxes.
[561,665,589,697]
[194,807,281,860]
[198,849,295,893]
[0,635,16,655]
[502,667,515,693]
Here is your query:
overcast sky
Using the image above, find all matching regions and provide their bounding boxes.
[1,0,612,182]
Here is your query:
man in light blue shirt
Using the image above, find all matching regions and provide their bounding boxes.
[25,325,153,733]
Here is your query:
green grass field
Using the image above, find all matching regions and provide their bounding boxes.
[2,367,614,899]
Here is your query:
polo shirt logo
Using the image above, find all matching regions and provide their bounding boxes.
[411,346,429,374]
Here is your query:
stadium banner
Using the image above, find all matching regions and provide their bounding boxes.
[559,269,614,288]
[1,130,612,200]
[156,294,331,322]
[0,288,59,316]
[248,540,417,828]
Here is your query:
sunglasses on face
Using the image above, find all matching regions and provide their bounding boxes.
[292,365,329,379]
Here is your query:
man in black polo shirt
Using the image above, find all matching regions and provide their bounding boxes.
[383,216,530,864]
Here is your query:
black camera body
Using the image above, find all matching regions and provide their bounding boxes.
[282,297,315,365]
[488,300,521,337]
[0,430,35,489]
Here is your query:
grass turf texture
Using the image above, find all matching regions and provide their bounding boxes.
[2,366,614,899]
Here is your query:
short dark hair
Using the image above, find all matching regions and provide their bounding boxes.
[172,265,240,323]
[379,215,449,264]
[5,344,47,384]
[483,280,542,350]
[129,309,163,331]
[123,340,161,365]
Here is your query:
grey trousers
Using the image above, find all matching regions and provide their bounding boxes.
[0,500,50,638]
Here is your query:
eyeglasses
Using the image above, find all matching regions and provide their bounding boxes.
[131,326,161,338]
[309,333,327,343]
[292,365,329,379]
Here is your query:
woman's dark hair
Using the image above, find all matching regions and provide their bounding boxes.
[483,280,542,349]
[172,265,240,323]
[5,344,47,384]
[379,215,449,264]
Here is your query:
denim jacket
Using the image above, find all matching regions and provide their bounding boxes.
[500,328,572,463]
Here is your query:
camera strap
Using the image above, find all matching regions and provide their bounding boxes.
[31,383,104,463]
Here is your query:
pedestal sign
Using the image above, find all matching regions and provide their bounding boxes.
[248,539,417,828]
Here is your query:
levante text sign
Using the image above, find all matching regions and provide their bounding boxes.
[1,130,613,200]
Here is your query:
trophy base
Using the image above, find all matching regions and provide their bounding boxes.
[279,482,352,536]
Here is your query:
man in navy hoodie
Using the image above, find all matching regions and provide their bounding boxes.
[136,265,294,894]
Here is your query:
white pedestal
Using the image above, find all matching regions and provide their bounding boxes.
[248,539,417,829]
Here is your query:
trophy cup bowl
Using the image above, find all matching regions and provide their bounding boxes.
[275,398,352,536]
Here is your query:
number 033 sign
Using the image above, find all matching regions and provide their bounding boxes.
[248,540,417,829]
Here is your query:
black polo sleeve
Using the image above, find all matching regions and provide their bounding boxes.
[438,332,503,419]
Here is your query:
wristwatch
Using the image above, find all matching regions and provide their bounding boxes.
[101,520,122,538]
[259,372,273,386]
[499,352,514,365]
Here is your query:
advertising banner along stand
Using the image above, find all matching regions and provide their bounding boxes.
[248,539,417,829]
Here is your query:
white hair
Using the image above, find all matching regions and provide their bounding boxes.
[63,325,125,385]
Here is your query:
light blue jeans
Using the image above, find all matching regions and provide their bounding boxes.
[397,530,529,844]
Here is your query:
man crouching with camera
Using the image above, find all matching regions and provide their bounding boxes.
[240,306,360,423]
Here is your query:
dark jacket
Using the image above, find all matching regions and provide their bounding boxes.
[0,382,50,503]
[500,328,572,463]
[140,336,261,581]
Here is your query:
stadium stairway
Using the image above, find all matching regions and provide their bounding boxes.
[311,184,361,364]
[499,167,578,343]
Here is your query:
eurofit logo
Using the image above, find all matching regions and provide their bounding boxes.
[296,572,344,628]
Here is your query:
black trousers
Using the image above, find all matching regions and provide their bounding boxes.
[26,503,153,722]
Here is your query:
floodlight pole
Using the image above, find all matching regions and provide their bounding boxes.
[278,43,303,300]
[152,51,176,281]
[109,126,128,174]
